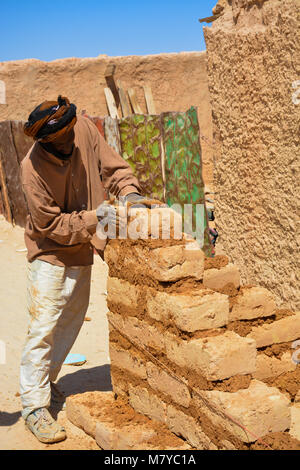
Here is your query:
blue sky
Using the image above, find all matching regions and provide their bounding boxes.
[0,0,216,62]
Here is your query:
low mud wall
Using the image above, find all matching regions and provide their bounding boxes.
[0,52,214,186]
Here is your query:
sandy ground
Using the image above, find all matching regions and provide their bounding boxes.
[0,216,110,450]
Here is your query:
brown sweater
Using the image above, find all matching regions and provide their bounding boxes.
[21,116,141,266]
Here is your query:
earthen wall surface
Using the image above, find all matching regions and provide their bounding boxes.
[204,0,300,309]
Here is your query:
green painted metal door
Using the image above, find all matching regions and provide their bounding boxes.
[119,114,164,201]
[162,107,212,256]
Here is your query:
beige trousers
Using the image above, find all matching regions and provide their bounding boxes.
[20,259,91,420]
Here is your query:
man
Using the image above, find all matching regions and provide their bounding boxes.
[20,96,144,443]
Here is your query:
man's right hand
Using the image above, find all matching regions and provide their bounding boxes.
[96,200,126,237]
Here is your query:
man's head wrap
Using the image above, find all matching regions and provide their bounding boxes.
[24,96,77,143]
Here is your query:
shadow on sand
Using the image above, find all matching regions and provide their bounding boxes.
[0,364,112,425]
[57,363,112,396]
[0,411,21,427]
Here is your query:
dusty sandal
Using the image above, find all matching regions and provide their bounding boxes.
[26,407,66,443]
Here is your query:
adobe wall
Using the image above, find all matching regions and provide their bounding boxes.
[204,0,300,309]
[0,52,214,185]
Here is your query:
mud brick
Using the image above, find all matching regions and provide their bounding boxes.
[104,243,119,267]
[66,392,114,438]
[203,263,240,291]
[129,242,204,282]
[105,237,204,282]
[133,437,192,450]
[128,385,215,450]
[109,344,147,379]
[146,362,191,408]
[248,313,300,348]
[67,391,189,450]
[253,352,296,380]
[147,289,229,332]
[107,310,124,333]
[290,405,300,442]
[165,330,256,381]
[128,385,167,424]
[107,277,140,308]
[111,373,128,397]
[167,405,217,450]
[193,380,291,443]
[148,242,204,281]
[108,311,165,352]
[95,420,156,450]
[156,443,192,450]
[138,443,192,450]
[134,442,192,450]
[230,286,276,321]
[220,440,238,450]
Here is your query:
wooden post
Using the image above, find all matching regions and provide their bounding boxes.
[143,85,156,114]
[198,13,222,23]
[0,80,6,105]
[0,121,30,227]
[0,151,13,224]
[116,80,131,117]
[104,88,120,119]
[104,63,120,109]
[127,88,143,114]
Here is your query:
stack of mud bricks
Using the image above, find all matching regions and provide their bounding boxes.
[66,207,300,449]
[102,207,300,450]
